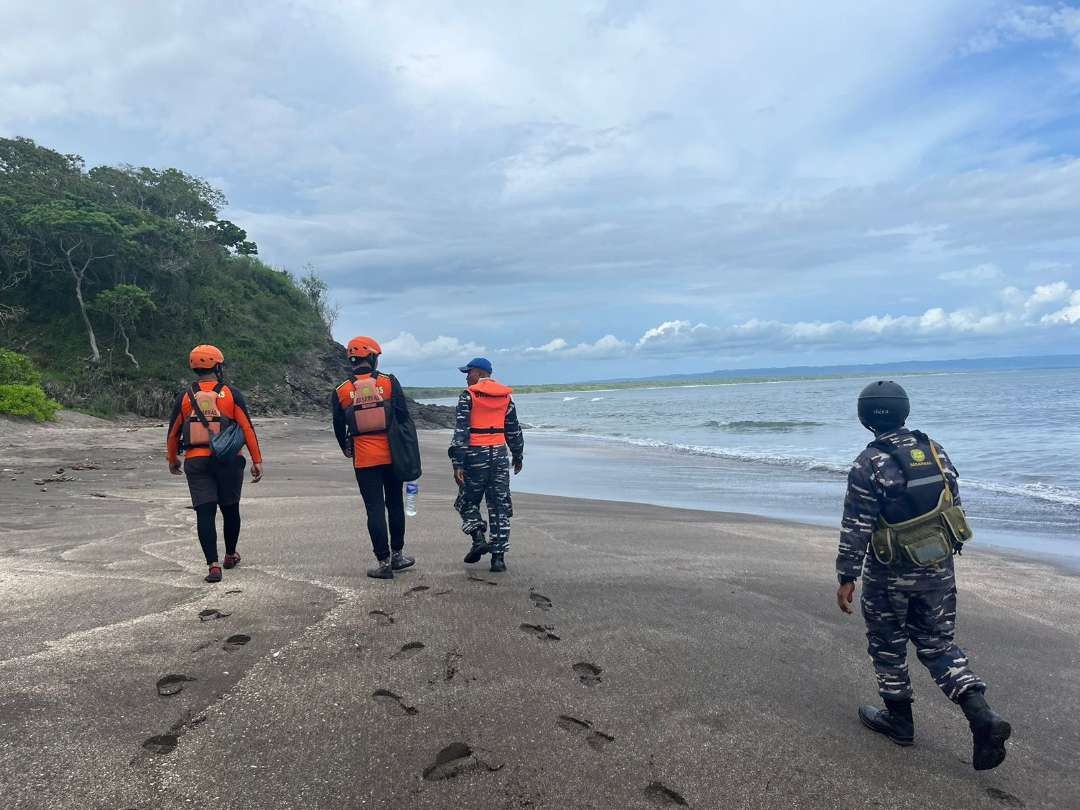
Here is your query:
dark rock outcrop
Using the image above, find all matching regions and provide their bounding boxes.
[42,338,455,427]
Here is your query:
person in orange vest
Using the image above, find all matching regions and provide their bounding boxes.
[332,336,417,580]
[449,357,524,572]
[167,345,264,583]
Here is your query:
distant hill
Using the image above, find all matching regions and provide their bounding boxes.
[406,354,1080,398]
[630,354,1080,384]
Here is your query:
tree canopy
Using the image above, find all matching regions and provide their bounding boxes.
[0,136,336,416]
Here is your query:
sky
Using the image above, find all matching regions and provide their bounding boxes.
[3,1,1080,384]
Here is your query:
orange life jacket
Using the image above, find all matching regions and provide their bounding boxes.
[340,373,390,436]
[336,373,393,468]
[468,378,512,446]
[182,382,234,449]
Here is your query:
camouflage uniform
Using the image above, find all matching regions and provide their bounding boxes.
[449,391,524,554]
[837,427,986,702]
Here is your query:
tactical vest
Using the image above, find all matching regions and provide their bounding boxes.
[182,382,234,449]
[339,374,390,436]
[869,431,973,567]
[468,379,512,446]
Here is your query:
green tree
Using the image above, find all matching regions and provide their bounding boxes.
[298,265,339,336]
[19,200,122,362]
[91,284,156,367]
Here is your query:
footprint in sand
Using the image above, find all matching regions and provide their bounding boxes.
[444,650,462,682]
[986,788,1025,808]
[139,713,207,759]
[223,634,251,651]
[556,715,615,751]
[369,609,395,626]
[405,585,430,596]
[391,641,425,660]
[520,623,561,641]
[467,574,498,586]
[225,589,243,595]
[156,674,196,697]
[422,742,504,781]
[372,689,419,716]
[529,592,553,611]
[644,782,689,807]
[198,608,231,622]
[573,662,602,687]
[142,734,179,755]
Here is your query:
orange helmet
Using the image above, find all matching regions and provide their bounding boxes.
[189,344,225,370]
[347,336,382,358]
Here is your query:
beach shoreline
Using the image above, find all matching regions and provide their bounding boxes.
[1,414,1077,808]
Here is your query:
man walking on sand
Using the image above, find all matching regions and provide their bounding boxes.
[332,336,419,580]
[836,380,1011,771]
[449,358,524,573]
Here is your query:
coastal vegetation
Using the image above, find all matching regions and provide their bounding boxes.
[0,348,59,421]
[0,137,344,417]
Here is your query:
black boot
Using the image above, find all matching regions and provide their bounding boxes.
[489,553,506,573]
[959,690,1011,771]
[858,698,914,746]
[391,551,415,571]
[463,530,490,564]
[367,558,394,580]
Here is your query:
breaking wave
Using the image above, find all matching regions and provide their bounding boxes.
[701,419,826,433]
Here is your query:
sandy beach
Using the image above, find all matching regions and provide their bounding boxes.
[1,414,1077,810]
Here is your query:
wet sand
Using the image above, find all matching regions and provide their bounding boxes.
[0,414,1077,809]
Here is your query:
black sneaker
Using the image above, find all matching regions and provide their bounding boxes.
[391,551,415,571]
[367,559,394,580]
[858,704,914,746]
[205,564,223,583]
[489,553,506,573]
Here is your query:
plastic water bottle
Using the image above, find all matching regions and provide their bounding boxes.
[405,482,419,517]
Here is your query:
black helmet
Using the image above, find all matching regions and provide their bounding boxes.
[857,380,910,432]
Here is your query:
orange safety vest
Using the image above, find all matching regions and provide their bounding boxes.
[468,378,512,446]
[336,373,393,468]
[182,382,233,449]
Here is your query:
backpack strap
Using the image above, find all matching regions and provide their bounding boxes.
[186,381,222,430]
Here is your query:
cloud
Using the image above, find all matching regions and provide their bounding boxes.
[523,335,630,358]
[413,281,1080,366]
[939,263,1004,283]
[4,2,1080,382]
[1041,291,1080,324]
[963,4,1080,54]
[381,332,485,365]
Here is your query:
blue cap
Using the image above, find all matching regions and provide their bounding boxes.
[458,357,493,374]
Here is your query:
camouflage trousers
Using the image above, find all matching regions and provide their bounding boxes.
[454,446,513,554]
[862,583,985,702]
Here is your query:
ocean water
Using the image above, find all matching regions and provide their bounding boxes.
[426,368,1080,564]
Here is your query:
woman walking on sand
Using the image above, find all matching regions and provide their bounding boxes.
[166,345,264,583]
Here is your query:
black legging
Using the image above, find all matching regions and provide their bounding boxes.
[354,464,405,560]
[195,502,241,565]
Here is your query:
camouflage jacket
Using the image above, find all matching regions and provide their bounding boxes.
[836,427,962,589]
[448,390,525,469]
